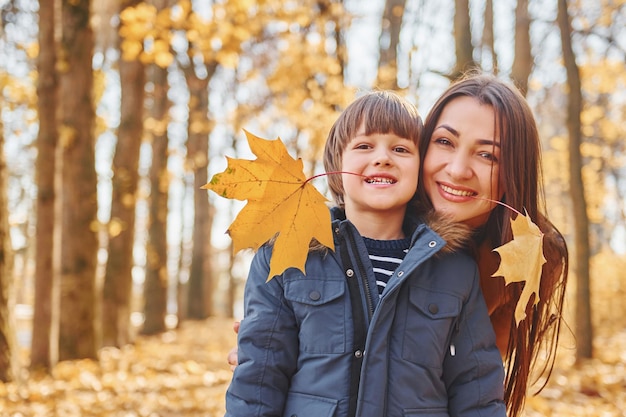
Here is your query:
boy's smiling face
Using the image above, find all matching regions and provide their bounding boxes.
[341,123,420,236]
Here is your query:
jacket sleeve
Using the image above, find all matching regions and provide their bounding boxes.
[443,264,508,417]
[225,246,299,417]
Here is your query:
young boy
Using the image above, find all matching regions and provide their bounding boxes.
[225,91,506,417]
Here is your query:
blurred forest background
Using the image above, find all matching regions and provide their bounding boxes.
[0,0,625,415]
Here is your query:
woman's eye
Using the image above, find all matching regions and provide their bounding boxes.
[478,151,498,162]
[433,137,452,147]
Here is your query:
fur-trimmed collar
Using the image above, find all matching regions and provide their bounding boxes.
[420,210,472,254]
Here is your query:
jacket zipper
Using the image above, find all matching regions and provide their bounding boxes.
[346,230,374,321]
[447,317,461,357]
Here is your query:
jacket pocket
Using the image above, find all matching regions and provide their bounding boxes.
[284,276,347,354]
[283,391,338,417]
[402,287,461,368]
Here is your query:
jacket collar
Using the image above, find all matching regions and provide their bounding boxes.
[329,206,471,254]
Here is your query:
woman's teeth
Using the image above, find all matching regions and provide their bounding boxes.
[441,184,475,197]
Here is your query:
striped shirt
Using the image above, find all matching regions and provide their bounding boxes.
[363,237,411,296]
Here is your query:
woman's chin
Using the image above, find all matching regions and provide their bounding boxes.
[432,205,490,228]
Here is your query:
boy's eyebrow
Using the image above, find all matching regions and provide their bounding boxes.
[436,124,501,147]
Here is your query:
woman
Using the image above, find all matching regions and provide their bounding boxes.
[416,72,568,417]
[227,73,568,417]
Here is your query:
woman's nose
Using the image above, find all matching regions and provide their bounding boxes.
[446,154,472,179]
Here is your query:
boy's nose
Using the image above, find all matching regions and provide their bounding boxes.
[373,150,392,166]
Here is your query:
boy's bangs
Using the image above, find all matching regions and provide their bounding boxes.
[361,99,420,144]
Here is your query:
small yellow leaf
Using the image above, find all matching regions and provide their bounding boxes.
[203,131,334,280]
[492,210,546,325]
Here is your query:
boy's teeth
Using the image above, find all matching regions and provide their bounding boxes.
[441,184,474,197]
[366,177,394,184]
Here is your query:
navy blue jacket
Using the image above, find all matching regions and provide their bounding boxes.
[226,208,506,417]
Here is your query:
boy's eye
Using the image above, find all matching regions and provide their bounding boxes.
[393,146,409,153]
[354,143,371,150]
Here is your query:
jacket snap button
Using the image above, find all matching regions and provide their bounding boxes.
[309,290,321,301]
[354,350,363,358]
[428,304,439,314]
[428,240,437,248]
[346,269,354,277]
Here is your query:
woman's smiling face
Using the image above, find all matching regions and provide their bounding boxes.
[422,96,504,228]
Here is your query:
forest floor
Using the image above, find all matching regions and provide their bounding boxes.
[0,317,624,417]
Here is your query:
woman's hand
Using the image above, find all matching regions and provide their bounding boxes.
[227,321,240,371]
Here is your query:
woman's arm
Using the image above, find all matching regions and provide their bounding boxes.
[227,321,240,371]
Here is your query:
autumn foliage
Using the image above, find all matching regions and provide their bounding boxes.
[1,318,624,416]
[203,131,334,280]
[492,209,546,325]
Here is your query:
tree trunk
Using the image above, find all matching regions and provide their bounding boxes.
[141,61,170,335]
[58,0,98,361]
[511,0,532,96]
[481,0,498,73]
[376,0,406,89]
[557,0,593,360]
[0,109,15,382]
[452,0,476,79]
[31,0,59,371]
[184,65,215,320]
[176,176,190,325]
[102,0,146,347]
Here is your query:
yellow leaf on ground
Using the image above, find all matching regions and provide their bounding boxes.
[492,210,546,325]
[202,130,334,280]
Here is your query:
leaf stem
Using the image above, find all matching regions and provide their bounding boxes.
[470,195,524,217]
[304,171,368,184]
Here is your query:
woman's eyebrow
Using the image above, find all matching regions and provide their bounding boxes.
[436,124,500,147]
[476,139,501,147]
[436,124,459,137]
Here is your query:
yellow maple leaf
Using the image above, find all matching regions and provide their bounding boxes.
[202,130,334,281]
[492,210,546,325]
